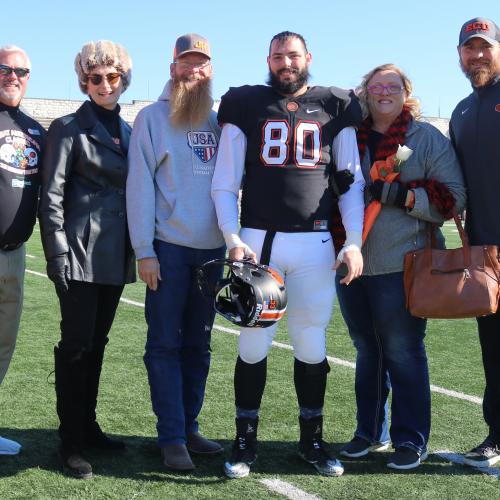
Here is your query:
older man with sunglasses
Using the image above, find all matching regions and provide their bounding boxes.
[0,45,45,455]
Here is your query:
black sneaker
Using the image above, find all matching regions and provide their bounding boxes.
[463,437,500,468]
[340,436,390,458]
[223,418,258,479]
[387,446,428,470]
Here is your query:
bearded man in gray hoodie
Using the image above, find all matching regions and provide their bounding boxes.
[126,34,225,471]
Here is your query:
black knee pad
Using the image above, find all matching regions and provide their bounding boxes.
[234,356,267,410]
[294,358,330,410]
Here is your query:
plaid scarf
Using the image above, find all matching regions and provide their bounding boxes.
[357,105,412,162]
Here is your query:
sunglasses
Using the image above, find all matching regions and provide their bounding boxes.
[0,64,30,78]
[87,72,122,86]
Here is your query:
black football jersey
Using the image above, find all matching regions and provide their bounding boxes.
[218,85,361,232]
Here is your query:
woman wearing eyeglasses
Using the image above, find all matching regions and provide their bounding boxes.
[39,40,135,479]
[332,64,465,470]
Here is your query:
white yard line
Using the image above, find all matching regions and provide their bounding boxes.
[429,385,482,405]
[259,479,321,500]
[26,269,49,278]
[25,267,485,409]
[435,450,500,479]
[120,297,146,308]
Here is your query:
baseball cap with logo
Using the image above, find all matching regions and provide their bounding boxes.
[173,33,211,60]
[459,17,500,46]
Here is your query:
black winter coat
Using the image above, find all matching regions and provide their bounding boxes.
[39,101,136,285]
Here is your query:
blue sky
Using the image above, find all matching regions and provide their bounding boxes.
[4,0,498,118]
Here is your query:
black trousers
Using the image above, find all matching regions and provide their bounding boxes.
[55,280,124,450]
[57,280,124,352]
[477,310,500,442]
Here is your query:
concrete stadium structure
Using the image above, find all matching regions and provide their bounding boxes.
[21,97,450,135]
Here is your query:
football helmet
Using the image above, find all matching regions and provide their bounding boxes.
[197,259,287,328]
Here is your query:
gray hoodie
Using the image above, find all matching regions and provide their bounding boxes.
[126,81,224,259]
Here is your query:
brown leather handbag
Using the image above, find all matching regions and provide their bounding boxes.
[403,212,500,319]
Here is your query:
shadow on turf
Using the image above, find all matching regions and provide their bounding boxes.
[0,430,477,480]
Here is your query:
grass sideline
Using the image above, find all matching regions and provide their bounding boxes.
[0,223,498,499]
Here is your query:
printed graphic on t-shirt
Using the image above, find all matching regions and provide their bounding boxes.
[187,131,218,166]
[0,129,41,175]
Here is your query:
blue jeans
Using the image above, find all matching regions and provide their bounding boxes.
[144,240,224,447]
[336,272,430,454]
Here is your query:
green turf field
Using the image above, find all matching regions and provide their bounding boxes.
[0,222,498,499]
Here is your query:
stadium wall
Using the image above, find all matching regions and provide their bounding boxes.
[20,97,450,135]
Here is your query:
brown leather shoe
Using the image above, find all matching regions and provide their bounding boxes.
[61,450,93,479]
[187,432,224,455]
[161,443,195,471]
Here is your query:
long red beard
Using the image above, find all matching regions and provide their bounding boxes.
[169,77,213,128]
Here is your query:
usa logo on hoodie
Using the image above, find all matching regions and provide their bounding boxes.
[187,131,218,163]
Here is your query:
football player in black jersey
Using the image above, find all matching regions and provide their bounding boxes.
[211,31,365,478]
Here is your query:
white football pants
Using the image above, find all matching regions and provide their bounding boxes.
[238,228,336,364]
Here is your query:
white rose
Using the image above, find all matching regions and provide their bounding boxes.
[396,145,413,162]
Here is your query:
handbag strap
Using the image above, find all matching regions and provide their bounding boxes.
[452,210,470,247]
[452,209,471,268]
[424,209,471,268]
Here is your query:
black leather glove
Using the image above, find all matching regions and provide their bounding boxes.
[369,180,408,209]
[332,169,354,195]
[47,254,70,294]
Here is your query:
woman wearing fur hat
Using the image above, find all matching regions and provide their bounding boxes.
[39,40,135,479]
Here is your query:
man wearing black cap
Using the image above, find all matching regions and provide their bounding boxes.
[0,45,45,456]
[127,33,225,471]
[450,17,500,468]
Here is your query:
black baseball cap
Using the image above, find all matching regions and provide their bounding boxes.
[459,17,500,46]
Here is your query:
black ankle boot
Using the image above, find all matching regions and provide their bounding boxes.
[298,415,344,477]
[59,445,93,479]
[224,417,259,479]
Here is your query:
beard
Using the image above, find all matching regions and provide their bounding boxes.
[266,67,309,95]
[460,58,500,87]
[169,75,213,128]
[0,84,23,107]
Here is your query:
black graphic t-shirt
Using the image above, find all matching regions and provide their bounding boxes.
[0,104,45,246]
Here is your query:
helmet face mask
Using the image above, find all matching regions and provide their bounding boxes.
[197,259,287,328]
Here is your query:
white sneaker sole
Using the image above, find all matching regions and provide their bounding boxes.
[340,442,390,458]
[387,451,428,470]
[463,454,500,468]
[0,448,21,456]
[224,460,252,479]
[298,452,344,477]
